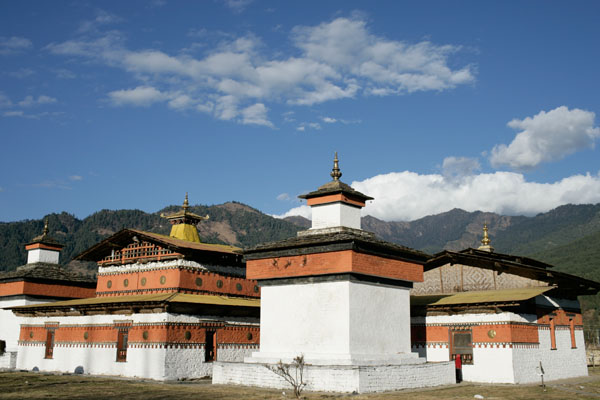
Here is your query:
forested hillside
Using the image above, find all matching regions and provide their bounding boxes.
[0,202,300,274]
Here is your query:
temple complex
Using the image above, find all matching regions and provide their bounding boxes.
[8,196,260,380]
[2,155,599,391]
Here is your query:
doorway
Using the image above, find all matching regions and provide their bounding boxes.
[205,330,216,362]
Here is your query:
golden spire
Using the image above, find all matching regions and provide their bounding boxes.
[183,192,189,210]
[481,223,491,246]
[42,217,49,236]
[330,152,342,181]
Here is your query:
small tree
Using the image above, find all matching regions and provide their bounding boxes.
[267,355,307,399]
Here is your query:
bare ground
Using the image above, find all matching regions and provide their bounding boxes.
[1,368,600,400]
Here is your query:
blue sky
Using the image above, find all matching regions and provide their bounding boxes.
[1,1,600,223]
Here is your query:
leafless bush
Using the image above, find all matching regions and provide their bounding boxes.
[267,355,306,399]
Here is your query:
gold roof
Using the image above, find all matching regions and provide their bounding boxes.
[9,292,260,310]
[161,193,209,243]
[411,286,553,307]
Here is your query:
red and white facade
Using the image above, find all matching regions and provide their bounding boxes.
[10,202,261,379]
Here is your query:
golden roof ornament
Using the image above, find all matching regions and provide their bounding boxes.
[160,193,208,243]
[42,217,49,236]
[478,223,494,252]
[183,192,190,210]
[481,223,491,246]
[330,152,342,181]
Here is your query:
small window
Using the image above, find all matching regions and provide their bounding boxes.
[196,277,203,287]
[236,283,242,291]
[116,329,128,362]
[0,340,6,355]
[451,329,473,365]
[216,280,223,288]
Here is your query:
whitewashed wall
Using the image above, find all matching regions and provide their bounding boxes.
[0,297,60,369]
[418,309,589,384]
[16,312,258,380]
[256,280,412,364]
[310,203,361,230]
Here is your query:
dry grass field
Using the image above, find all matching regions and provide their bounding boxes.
[1,368,600,400]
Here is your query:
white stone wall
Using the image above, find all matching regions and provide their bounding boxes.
[0,297,58,358]
[213,360,455,393]
[465,346,516,383]
[16,312,259,380]
[17,342,167,379]
[0,352,17,369]
[310,203,361,230]
[217,344,257,362]
[417,310,589,384]
[257,280,412,364]
[27,249,60,264]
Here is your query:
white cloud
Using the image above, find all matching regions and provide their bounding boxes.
[277,170,600,222]
[46,16,473,128]
[78,10,123,33]
[292,17,474,94]
[0,36,32,55]
[296,122,322,131]
[3,110,24,117]
[322,116,337,123]
[18,95,57,107]
[276,193,290,201]
[0,93,12,108]
[354,170,600,221]
[241,103,273,127]
[224,0,253,13]
[8,68,35,78]
[55,69,77,79]
[108,86,167,107]
[168,94,194,110]
[442,156,480,179]
[69,175,83,181]
[490,106,600,170]
[275,204,312,219]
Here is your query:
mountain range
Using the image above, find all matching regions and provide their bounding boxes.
[2,201,600,332]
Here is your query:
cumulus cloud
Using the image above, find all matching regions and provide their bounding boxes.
[442,156,480,179]
[0,36,32,55]
[490,106,600,170]
[278,170,600,222]
[46,16,474,127]
[241,103,273,127]
[108,86,167,106]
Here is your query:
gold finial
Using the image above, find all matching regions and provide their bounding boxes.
[43,217,49,236]
[183,192,189,210]
[481,223,491,246]
[330,152,342,181]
